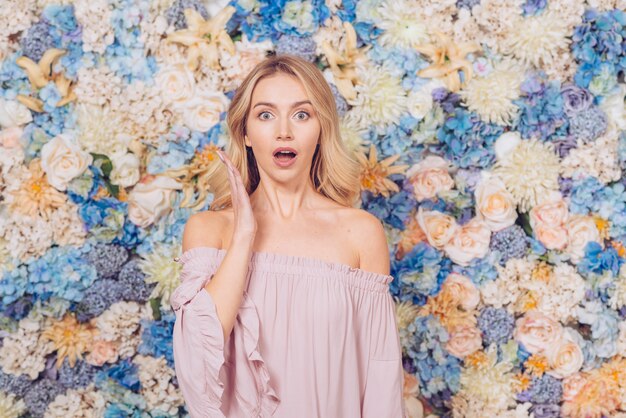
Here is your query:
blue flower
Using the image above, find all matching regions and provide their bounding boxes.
[99,358,140,391]
[522,0,547,15]
[578,242,623,277]
[477,307,515,345]
[360,189,415,230]
[0,265,28,305]
[514,72,568,141]
[138,313,176,368]
[393,242,451,303]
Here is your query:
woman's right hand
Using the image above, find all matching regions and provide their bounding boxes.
[216,149,257,241]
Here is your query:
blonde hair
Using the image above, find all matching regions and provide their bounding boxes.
[208,53,361,210]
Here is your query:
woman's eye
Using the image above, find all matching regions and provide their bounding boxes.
[258,111,273,120]
[295,111,309,120]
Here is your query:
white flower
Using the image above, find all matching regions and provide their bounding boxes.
[565,215,602,264]
[282,0,315,33]
[128,176,182,228]
[545,329,584,378]
[155,63,196,109]
[133,355,185,414]
[493,139,560,212]
[375,0,430,49]
[494,131,522,161]
[460,59,525,125]
[406,80,444,120]
[110,152,140,188]
[474,174,518,232]
[600,84,626,131]
[346,62,407,133]
[40,133,93,191]
[181,90,229,133]
[0,98,32,128]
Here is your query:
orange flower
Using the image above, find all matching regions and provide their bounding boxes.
[525,354,549,377]
[42,314,96,368]
[355,144,408,197]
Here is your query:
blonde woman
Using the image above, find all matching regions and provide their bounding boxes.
[171,54,405,418]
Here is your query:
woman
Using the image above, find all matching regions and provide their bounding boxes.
[171,54,405,417]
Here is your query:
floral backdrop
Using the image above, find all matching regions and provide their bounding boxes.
[0,0,626,416]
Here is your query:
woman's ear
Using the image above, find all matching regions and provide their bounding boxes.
[245,134,251,148]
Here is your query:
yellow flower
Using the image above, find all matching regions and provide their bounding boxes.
[139,244,182,310]
[9,159,67,220]
[524,354,549,377]
[320,21,370,101]
[355,144,408,197]
[395,300,420,330]
[415,31,480,92]
[167,7,236,71]
[42,314,96,369]
[15,48,76,112]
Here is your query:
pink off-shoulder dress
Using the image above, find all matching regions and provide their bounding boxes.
[170,246,406,418]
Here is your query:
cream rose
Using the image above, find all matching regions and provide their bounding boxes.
[446,325,482,358]
[494,131,522,161]
[475,175,517,232]
[514,311,563,354]
[545,332,584,379]
[155,63,196,108]
[566,215,601,263]
[530,194,569,229]
[442,273,480,311]
[444,218,491,266]
[182,91,229,133]
[128,175,182,228]
[406,156,454,201]
[534,225,569,250]
[86,339,119,366]
[416,207,458,249]
[110,152,140,188]
[0,98,33,128]
[40,133,93,191]
[562,373,587,401]
[0,126,22,148]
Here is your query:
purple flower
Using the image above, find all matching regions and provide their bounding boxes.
[568,106,608,143]
[560,84,594,116]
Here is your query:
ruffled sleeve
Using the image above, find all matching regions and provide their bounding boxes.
[170,247,280,418]
[357,280,407,418]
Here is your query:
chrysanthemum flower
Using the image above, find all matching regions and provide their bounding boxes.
[375,0,430,49]
[493,139,561,212]
[138,244,182,310]
[0,391,26,418]
[9,159,66,221]
[460,59,525,125]
[42,314,96,369]
[355,144,408,197]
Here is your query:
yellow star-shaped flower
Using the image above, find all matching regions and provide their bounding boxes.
[415,31,480,92]
[321,21,370,101]
[15,48,76,112]
[355,143,408,197]
[167,6,236,71]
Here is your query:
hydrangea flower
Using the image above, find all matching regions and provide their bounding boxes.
[514,72,568,141]
[22,378,65,418]
[165,0,209,30]
[568,106,608,143]
[489,225,529,265]
[477,307,515,345]
[20,21,57,62]
[275,34,317,62]
[393,242,451,304]
[138,313,176,368]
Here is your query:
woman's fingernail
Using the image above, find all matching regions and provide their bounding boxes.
[217,151,224,162]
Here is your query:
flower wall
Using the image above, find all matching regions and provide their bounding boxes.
[1,0,626,417]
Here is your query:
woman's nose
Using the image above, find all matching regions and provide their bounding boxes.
[277,117,293,140]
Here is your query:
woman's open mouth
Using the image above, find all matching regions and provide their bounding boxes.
[273,148,298,167]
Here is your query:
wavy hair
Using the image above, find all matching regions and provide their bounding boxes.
[208,53,361,210]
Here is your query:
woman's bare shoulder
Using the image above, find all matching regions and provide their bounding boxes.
[182,208,233,252]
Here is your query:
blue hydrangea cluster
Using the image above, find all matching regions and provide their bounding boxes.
[275,34,317,62]
[360,189,415,231]
[579,242,623,278]
[572,9,626,89]
[530,403,561,418]
[23,378,65,418]
[329,83,348,117]
[78,197,128,243]
[0,265,29,306]
[105,0,157,83]
[230,0,330,42]
[522,0,547,15]
[570,179,626,240]
[118,258,156,303]
[432,106,504,169]
[31,102,75,137]
[26,244,97,302]
[477,307,515,345]
[138,313,176,368]
[451,253,499,285]
[165,0,209,29]
[489,224,529,265]
[97,358,141,392]
[518,374,562,405]
[58,358,98,389]
[147,125,204,175]
[2,294,34,320]
[75,279,126,322]
[456,0,480,10]
[393,242,452,304]
[515,72,568,141]
[86,243,129,280]
[0,369,33,397]
[20,21,56,62]
[406,315,461,407]
[568,106,608,143]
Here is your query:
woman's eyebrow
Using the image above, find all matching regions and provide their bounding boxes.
[252,100,312,109]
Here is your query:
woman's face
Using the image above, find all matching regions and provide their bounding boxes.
[245,72,321,182]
